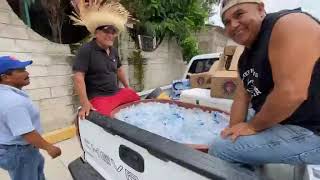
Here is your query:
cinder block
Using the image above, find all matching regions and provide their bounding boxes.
[48,65,72,76]
[0,52,32,60]
[15,40,48,53]
[10,13,25,26]
[30,54,52,65]
[0,1,10,10]
[0,11,10,24]
[51,86,74,98]
[10,17,26,26]
[27,65,49,77]
[46,43,71,54]
[39,96,73,110]
[0,24,28,39]
[27,28,46,41]
[50,55,74,65]
[26,88,51,101]
[0,38,15,51]
[48,75,73,87]
[26,76,72,89]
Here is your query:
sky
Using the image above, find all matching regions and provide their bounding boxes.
[209,0,320,26]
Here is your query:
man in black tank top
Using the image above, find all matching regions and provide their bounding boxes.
[208,0,320,165]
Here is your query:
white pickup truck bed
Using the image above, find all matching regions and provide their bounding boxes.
[69,111,263,180]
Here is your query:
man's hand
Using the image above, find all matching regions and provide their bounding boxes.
[221,122,257,142]
[45,145,61,159]
[78,101,95,120]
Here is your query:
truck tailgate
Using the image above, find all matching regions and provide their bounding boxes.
[70,111,260,180]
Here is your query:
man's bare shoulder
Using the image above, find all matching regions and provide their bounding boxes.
[270,12,320,48]
[273,12,320,35]
[268,12,319,84]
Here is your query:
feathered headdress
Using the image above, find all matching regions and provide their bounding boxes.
[70,0,130,34]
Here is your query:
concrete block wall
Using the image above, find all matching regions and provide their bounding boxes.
[119,27,228,91]
[119,32,187,91]
[197,26,228,54]
[142,38,186,90]
[0,1,75,132]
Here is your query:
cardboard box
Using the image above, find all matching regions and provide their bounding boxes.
[218,45,244,71]
[189,72,212,89]
[211,70,240,99]
[224,46,237,56]
[190,45,244,92]
[216,54,228,71]
[189,61,219,89]
[229,45,244,71]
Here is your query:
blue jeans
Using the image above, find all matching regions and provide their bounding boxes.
[209,108,320,165]
[0,144,45,180]
[209,123,320,165]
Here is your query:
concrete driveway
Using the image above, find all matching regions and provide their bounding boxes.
[0,137,82,180]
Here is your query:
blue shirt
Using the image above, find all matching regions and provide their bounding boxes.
[0,85,42,145]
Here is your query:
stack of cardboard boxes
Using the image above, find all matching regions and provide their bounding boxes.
[189,45,244,99]
[211,45,244,99]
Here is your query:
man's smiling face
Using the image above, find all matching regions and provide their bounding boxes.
[222,3,266,47]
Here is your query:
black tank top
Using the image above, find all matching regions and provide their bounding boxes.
[238,9,320,133]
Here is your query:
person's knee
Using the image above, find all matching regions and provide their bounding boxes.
[208,137,231,158]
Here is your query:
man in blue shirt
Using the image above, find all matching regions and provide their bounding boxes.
[0,56,61,180]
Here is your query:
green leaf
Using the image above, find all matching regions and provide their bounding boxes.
[121,0,217,61]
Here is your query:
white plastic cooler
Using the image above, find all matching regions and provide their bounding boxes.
[180,88,233,113]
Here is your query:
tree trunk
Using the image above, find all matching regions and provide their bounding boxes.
[49,22,59,43]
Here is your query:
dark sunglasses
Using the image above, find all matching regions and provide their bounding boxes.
[102,28,117,34]
[96,25,118,34]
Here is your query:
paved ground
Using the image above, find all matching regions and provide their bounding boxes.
[0,137,82,180]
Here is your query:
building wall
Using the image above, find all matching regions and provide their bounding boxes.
[118,26,228,91]
[197,26,228,54]
[119,33,187,91]
[0,1,75,132]
[141,38,186,90]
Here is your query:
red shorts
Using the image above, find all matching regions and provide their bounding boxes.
[90,88,140,116]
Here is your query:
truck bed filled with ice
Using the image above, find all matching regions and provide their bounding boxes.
[114,102,229,145]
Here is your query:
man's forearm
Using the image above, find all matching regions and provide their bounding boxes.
[229,83,251,127]
[74,76,90,105]
[230,100,250,127]
[248,89,305,131]
[119,76,129,88]
[22,130,51,150]
[117,68,129,87]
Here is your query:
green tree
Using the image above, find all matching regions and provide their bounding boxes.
[121,0,218,61]
[40,0,68,43]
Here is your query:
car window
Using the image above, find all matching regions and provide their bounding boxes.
[188,58,219,75]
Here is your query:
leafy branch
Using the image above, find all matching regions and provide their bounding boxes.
[121,0,218,62]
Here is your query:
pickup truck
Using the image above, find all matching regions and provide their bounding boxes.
[68,53,317,180]
[138,52,222,99]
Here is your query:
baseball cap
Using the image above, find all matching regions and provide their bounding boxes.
[220,0,263,17]
[0,56,33,74]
